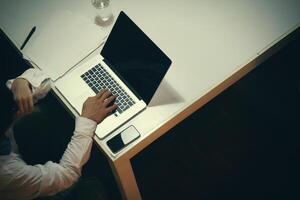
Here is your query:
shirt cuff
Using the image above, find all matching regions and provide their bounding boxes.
[74,116,97,137]
[6,68,50,89]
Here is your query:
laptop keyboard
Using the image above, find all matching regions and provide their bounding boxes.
[81,64,136,115]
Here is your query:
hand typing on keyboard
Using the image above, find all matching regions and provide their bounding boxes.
[81,89,117,123]
[81,64,136,115]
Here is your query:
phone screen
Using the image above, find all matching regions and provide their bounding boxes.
[107,126,140,153]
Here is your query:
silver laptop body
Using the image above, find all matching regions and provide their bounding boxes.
[55,11,172,139]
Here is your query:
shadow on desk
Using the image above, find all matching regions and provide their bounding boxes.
[149,79,184,107]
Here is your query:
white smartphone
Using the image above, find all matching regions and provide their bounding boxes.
[107,125,140,153]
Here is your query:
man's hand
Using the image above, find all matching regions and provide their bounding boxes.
[81,89,117,124]
[11,78,33,116]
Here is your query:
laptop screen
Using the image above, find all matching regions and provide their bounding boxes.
[101,11,172,104]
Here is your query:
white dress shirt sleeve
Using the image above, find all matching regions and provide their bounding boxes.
[36,116,97,196]
[1,68,99,199]
[0,117,97,199]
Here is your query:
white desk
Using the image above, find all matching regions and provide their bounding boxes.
[1,1,300,199]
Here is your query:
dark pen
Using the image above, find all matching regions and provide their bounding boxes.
[20,26,36,50]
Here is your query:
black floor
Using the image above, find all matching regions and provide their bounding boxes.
[131,34,300,199]
[1,29,300,200]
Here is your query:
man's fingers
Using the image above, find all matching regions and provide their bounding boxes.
[99,90,113,102]
[27,96,34,113]
[103,95,116,107]
[96,89,108,98]
[23,98,28,113]
[23,98,29,114]
[106,104,118,113]
[18,99,25,114]
[17,96,33,114]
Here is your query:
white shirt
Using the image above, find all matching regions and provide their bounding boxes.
[0,69,97,200]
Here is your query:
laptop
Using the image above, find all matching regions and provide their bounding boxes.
[55,11,172,139]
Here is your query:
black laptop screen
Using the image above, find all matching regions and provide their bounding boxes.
[101,11,172,104]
